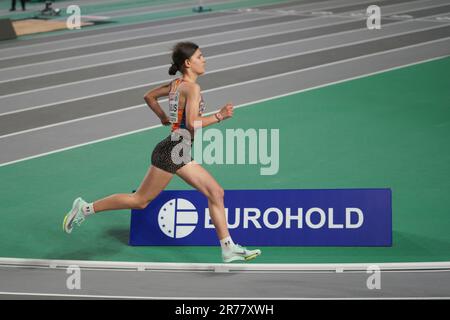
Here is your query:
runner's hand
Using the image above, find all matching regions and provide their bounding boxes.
[219,102,234,120]
[161,116,171,126]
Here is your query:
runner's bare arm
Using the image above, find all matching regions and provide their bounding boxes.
[144,82,171,125]
[184,83,233,130]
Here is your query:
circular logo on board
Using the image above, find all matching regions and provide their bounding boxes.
[158,198,198,239]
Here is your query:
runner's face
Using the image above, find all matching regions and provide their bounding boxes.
[187,49,206,75]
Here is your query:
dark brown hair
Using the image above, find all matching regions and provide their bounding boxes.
[168,41,199,75]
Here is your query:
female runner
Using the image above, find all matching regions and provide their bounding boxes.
[63,42,261,263]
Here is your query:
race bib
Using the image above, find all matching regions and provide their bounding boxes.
[168,91,179,123]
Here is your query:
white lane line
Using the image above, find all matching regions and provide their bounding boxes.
[1,258,450,271]
[0,13,345,72]
[0,8,290,55]
[1,36,448,137]
[0,291,156,299]
[0,11,243,54]
[1,1,444,73]
[0,20,368,111]
[0,44,323,114]
[7,0,421,61]
[271,0,376,14]
[2,1,446,81]
[0,123,160,166]
[0,0,268,50]
[0,0,366,55]
[0,44,448,167]
[0,9,308,61]
[2,263,450,273]
[0,20,447,114]
[0,292,447,299]
[0,16,358,84]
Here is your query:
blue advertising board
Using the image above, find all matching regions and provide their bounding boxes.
[130,189,392,246]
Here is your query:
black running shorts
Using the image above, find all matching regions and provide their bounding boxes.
[151,133,193,174]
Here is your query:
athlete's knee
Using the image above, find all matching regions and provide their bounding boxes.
[135,201,150,210]
[131,194,151,210]
[208,186,224,203]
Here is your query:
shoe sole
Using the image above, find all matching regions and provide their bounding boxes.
[245,253,260,261]
[223,256,245,263]
[62,198,82,234]
[223,251,261,263]
[62,213,71,234]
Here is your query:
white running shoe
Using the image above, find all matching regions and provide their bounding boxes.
[62,197,87,234]
[222,244,261,263]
